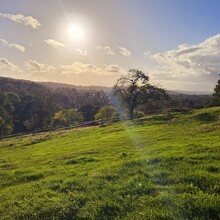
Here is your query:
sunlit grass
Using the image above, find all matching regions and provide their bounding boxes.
[0,107,220,219]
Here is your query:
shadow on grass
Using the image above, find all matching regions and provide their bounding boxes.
[195,112,218,122]
[66,157,98,165]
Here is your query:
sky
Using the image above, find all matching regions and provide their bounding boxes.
[1,0,220,91]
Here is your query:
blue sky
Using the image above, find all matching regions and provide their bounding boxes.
[0,0,220,91]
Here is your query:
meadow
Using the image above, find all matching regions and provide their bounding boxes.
[0,107,220,220]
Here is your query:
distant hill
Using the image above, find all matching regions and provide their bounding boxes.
[41,82,212,95]
[0,76,212,95]
[0,77,112,93]
[40,82,112,93]
[168,90,212,95]
[0,76,50,95]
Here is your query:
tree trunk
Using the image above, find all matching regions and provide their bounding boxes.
[129,107,134,120]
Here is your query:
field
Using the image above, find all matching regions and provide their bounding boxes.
[0,107,220,220]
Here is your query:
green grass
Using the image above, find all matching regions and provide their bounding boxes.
[0,107,220,220]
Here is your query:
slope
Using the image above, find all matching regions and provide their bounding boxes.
[0,107,220,219]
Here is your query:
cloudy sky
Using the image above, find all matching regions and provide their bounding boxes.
[1,0,220,91]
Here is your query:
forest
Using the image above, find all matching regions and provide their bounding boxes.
[0,76,215,136]
[0,77,109,135]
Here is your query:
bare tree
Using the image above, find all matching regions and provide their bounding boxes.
[113,69,168,119]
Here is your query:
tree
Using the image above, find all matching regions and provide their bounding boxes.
[0,117,13,136]
[63,109,84,126]
[51,109,84,127]
[212,78,220,106]
[80,104,100,121]
[113,69,169,119]
[95,106,116,121]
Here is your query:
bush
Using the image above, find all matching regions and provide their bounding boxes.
[95,106,116,122]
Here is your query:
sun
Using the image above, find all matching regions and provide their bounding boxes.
[67,24,85,42]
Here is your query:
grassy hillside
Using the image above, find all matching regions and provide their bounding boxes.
[0,107,220,220]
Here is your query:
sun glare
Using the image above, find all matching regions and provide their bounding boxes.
[67,24,85,42]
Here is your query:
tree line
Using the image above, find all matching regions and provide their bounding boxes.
[1,70,219,135]
[0,77,109,135]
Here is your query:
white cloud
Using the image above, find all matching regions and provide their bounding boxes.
[0,13,41,29]
[0,58,21,72]
[0,39,25,52]
[24,60,124,76]
[119,47,131,57]
[25,60,55,72]
[21,60,126,86]
[144,51,154,58]
[57,62,125,86]
[44,39,65,48]
[97,46,115,55]
[60,62,126,76]
[105,64,121,72]
[145,34,220,79]
[60,62,99,75]
[76,48,88,56]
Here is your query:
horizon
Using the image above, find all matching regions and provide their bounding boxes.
[0,75,213,95]
[1,0,220,91]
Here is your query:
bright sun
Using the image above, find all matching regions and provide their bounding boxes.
[67,24,85,42]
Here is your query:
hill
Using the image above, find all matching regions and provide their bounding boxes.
[168,90,212,95]
[42,81,211,95]
[0,76,50,95]
[0,76,213,95]
[40,81,112,93]
[0,107,219,219]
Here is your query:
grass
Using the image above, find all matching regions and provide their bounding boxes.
[0,107,220,219]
